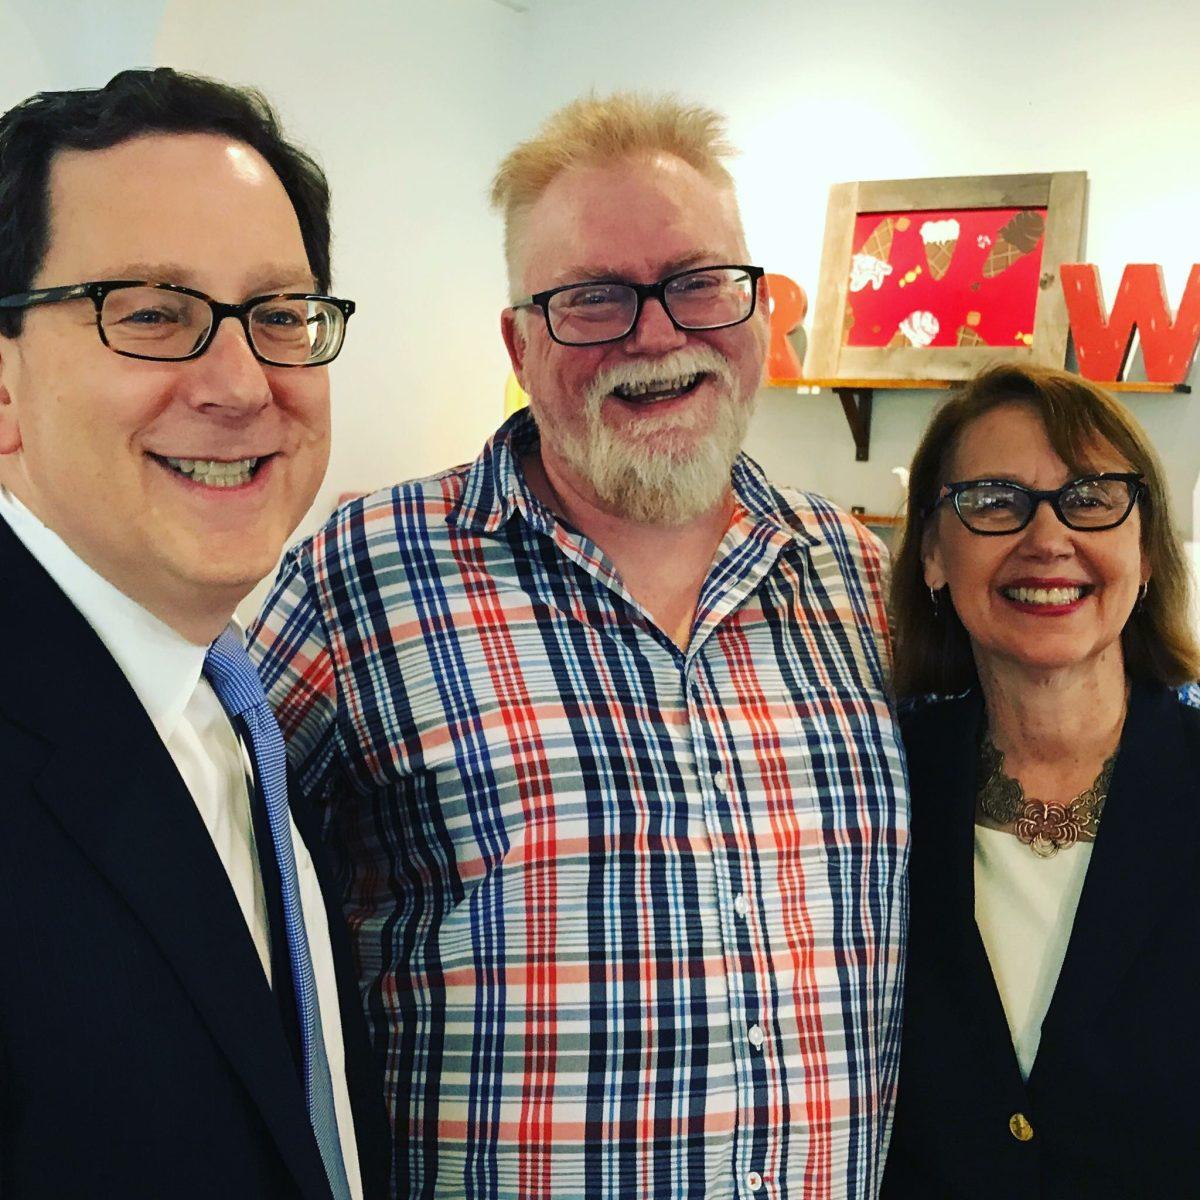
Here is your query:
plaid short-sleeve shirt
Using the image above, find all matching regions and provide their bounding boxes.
[249,411,909,1200]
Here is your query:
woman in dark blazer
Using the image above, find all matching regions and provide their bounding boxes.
[882,364,1200,1200]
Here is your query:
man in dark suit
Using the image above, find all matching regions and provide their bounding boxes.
[0,69,386,1198]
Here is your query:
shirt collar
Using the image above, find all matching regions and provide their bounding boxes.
[449,408,543,535]
[0,488,209,743]
[449,406,819,548]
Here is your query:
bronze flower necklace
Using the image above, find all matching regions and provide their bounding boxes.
[977,736,1115,859]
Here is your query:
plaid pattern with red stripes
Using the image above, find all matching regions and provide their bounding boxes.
[248,411,909,1199]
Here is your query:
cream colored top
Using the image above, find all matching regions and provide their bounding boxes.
[974,825,1093,1080]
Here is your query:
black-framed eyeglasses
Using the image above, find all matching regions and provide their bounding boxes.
[929,473,1146,535]
[0,280,356,367]
[512,264,765,347]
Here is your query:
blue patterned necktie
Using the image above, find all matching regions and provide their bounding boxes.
[203,627,351,1200]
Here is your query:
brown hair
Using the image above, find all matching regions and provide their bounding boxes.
[489,92,741,297]
[891,363,1200,697]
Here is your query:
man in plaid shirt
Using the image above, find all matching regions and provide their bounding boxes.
[249,94,908,1200]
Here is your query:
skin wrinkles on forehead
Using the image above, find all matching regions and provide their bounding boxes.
[551,250,737,287]
[50,261,318,297]
[512,155,749,290]
[945,404,1115,482]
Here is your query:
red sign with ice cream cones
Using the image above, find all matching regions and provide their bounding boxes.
[806,172,1087,382]
[845,206,1048,353]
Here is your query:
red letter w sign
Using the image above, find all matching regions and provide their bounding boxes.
[1061,263,1200,385]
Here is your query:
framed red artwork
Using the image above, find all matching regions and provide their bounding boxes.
[806,172,1087,380]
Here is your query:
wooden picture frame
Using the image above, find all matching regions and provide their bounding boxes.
[806,171,1087,381]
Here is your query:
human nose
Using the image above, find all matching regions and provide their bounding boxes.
[180,315,272,413]
[1017,495,1075,556]
[622,294,688,354]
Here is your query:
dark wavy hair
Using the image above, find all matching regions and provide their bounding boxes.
[891,363,1200,697]
[0,67,331,336]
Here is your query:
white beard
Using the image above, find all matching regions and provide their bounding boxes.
[534,345,754,525]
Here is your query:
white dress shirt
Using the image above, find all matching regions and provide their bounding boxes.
[0,488,362,1198]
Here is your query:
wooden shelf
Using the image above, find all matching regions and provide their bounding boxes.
[769,377,1190,393]
[772,377,952,391]
[1095,381,1191,394]
[765,377,1192,461]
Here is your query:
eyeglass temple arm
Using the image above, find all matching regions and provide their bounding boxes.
[922,484,953,517]
[0,284,91,309]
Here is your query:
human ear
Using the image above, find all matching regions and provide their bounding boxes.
[500,308,529,390]
[922,523,947,592]
[757,274,771,313]
[0,340,22,455]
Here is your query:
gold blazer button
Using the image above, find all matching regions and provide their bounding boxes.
[1009,1112,1034,1142]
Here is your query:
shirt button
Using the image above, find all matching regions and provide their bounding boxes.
[733,893,750,918]
[748,1023,765,1049]
[712,771,728,792]
[747,1170,763,1192]
[1009,1112,1034,1142]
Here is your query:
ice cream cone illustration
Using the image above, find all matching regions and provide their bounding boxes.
[849,217,896,292]
[885,331,907,349]
[956,325,988,347]
[920,219,960,281]
[899,310,940,347]
[982,210,1045,278]
[860,217,895,263]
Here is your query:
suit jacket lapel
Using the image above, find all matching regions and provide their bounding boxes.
[908,694,1028,1086]
[910,694,986,965]
[287,763,391,1196]
[0,520,333,1200]
[1035,683,1200,1072]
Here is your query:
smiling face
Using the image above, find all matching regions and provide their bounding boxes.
[923,402,1149,684]
[501,152,767,524]
[0,133,330,641]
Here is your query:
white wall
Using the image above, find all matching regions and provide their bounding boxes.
[1,2,167,92]
[153,0,525,521]
[3,0,1200,553]
[518,0,1200,528]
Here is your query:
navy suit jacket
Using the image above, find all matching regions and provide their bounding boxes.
[0,516,389,1198]
[882,682,1200,1199]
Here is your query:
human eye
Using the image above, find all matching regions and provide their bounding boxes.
[669,270,723,295]
[114,301,187,327]
[101,288,201,341]
[252,300,306,328]
[560,283,624,309]
[1061,479,1122,514]
[250,299,313,350]
[960,484,1021,514]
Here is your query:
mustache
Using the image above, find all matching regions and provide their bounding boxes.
[584,346,736,407]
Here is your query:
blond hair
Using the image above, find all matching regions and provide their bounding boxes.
[490,92,741,297]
